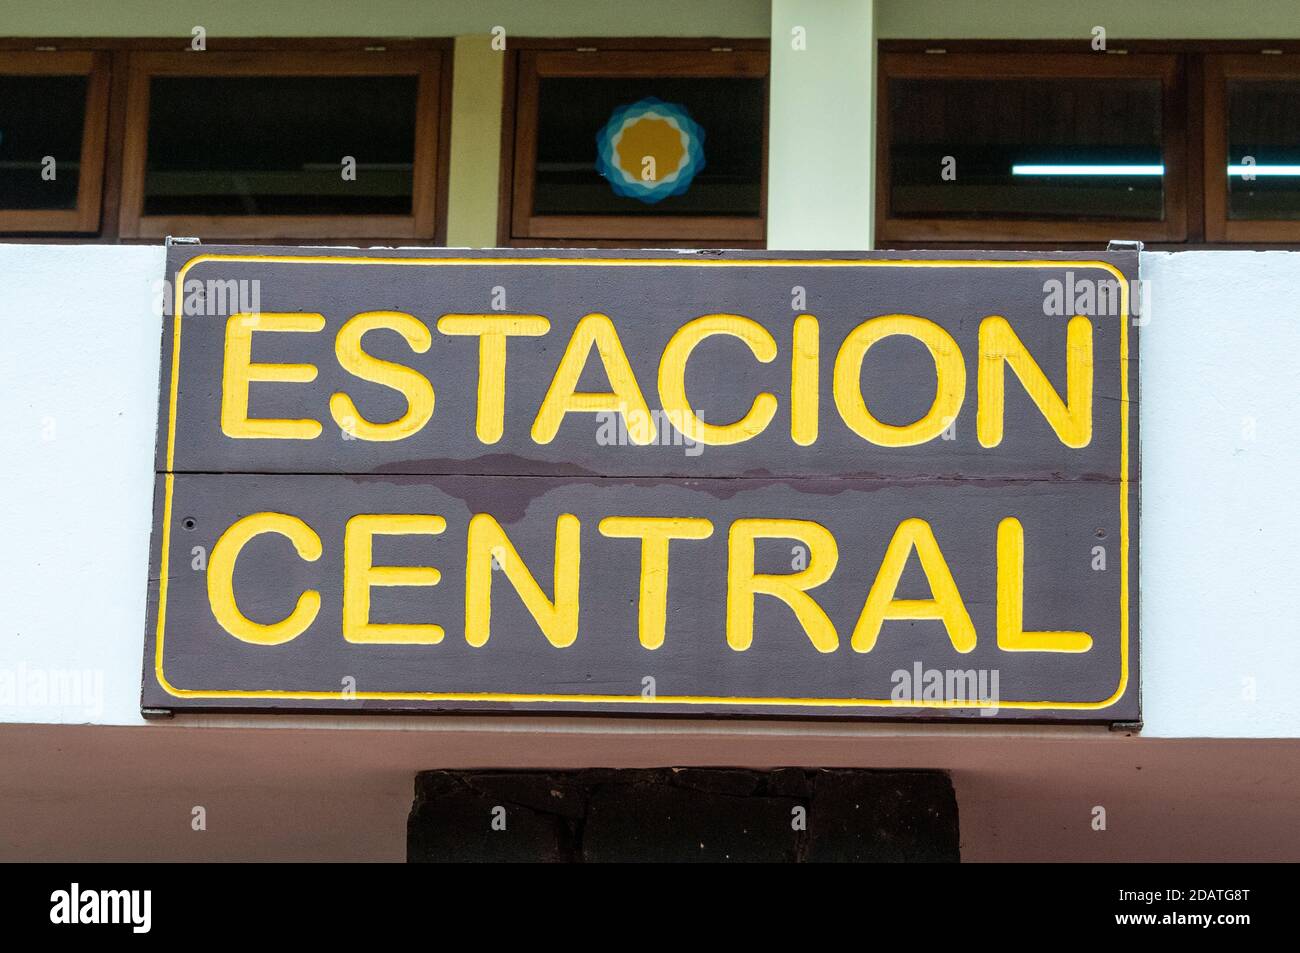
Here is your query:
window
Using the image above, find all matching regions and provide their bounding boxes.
[505,46,768,246]
[1205,54,1300,242]
[119,51,447,240]
[0,51,109,233]
[878,52,1185,244]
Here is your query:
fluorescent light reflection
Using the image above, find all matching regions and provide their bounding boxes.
[1010,163,1300,177]
[1227,164,1300,177]
[1011,164,1164,176]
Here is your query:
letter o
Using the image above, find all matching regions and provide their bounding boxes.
[833,314,966,446]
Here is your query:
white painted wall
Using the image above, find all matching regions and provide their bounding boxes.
[1138,252,1300,736]
[0,244,1297,738]
[0,245,163,726]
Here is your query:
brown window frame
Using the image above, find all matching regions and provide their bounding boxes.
[502,41,770,248]
[1204,53,1300,243]
[0,51,110,233]
[117,49,448,241]
[877,51,1188,245]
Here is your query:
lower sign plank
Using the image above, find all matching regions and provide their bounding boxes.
[143,473,1135,720]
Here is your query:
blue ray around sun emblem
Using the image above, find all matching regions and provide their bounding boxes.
[595,97,706,204]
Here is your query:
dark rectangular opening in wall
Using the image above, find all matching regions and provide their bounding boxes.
[0,50,108,234]
[114,48,449,242]
[142,75,420,217]
[505,46,770,246]
[0,74,89,211]
[408,768,959,863]
[888,76,1166,221]
[532,76,765,218]
[1225,78,1300,221]
[876,49,1187,245]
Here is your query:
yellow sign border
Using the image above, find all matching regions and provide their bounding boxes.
[154,254,1132,711]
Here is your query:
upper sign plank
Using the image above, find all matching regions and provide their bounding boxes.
[157,248,1136,481]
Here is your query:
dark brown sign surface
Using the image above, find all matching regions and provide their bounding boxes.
[143,247,1139,721]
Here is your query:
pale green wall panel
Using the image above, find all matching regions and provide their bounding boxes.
[8,0,1295,40]
[877,0,1300,39]
[0,0,772,37]
[445,36,505,248]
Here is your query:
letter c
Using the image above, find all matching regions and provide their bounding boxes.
[658,314,778,445]
[207,512,322,644]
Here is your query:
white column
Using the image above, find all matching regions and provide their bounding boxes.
[767,0,876,250]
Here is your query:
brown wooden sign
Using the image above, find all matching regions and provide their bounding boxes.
[142,247,1139,721]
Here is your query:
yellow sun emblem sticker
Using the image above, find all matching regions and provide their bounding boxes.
[595,97,706,204]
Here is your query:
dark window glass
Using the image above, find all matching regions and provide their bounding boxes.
[532,76,764,217]
[0,74,88,210]
[889,78,1164,221]
[143,76,418,216]
[1226,79,1300,221]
